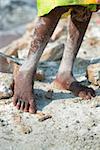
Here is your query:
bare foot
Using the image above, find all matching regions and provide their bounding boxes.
[13,71,37,113]
[51,76,96,100]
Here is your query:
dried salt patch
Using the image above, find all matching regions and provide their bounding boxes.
[0,84,7,92]
[0,73,13,99]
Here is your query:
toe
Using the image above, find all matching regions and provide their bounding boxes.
[24,103,29,112]
[20,101,25,111]
[79,91,92,100]
[85,94,91,100]
[16,100,21,109]
[89,88,96,97]
[87,91,94,99]
[13,95,18,106]
[79,91,86,99]
[29,100,37,114]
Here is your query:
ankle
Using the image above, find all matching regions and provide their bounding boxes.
[56,73,75,82]
[53,74,75,89]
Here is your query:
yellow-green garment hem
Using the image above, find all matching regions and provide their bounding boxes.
[37,0,98,16]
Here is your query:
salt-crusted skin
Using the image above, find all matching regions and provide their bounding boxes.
[13,5,98,113]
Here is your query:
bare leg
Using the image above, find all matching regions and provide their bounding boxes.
[13,7,69,113]
[52,6,95,99]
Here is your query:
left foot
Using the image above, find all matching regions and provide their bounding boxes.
[51,75,96,99]
[13,71,37,113]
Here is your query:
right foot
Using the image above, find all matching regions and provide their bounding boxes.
[13,71,37,113]
[51,75,96,100]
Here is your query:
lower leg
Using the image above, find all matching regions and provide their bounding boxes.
[13,7,68,113]
[52,7,95,99]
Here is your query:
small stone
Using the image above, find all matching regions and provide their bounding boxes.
[0,119,4,123]
[95,104,100,108]
[73,99,78,103]
[91,123,96,127]
[76,120,80,123]
[88,128,91,131]
[35,69,45,81]
[38,114,52,122]
[83,138,86,141]
[66,125,69,128]
[45,90,53,99]
[90,135,94,140]
[83,51,87,54]
[20,125,32,134]
[0,119,9,127]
